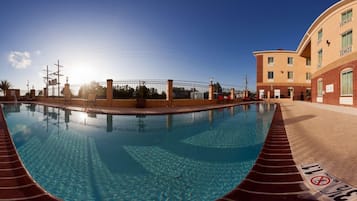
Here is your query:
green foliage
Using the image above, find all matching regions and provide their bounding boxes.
[113,85,135,99]
[113,84,166,99]
[0,80,12,96]
[213,82,222,93]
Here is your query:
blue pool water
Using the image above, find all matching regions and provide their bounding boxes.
[2,103,275,201]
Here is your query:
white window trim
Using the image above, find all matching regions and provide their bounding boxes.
[267,71,274,81]
[306,72,311,81]
[268,57,274,66]
[306,58,311,66]
[287,71,294,80]
[287,57,294,66]
[340,68,353,97]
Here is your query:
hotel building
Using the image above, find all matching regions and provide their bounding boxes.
[255,0,357,106]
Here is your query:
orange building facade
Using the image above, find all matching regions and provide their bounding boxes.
[255,0,357,106]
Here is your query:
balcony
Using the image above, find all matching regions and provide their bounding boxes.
[340,46,352,56]
[340,17,352,26]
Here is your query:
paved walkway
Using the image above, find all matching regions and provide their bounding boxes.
[281,101,357,187]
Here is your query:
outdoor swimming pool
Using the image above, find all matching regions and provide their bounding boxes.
[1,103,275,201]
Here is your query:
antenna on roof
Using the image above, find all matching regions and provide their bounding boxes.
[245,74,248,91]
[53,60,64,97]
[42,65,51,97]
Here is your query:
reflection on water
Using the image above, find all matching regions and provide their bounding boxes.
[1,103,275,201]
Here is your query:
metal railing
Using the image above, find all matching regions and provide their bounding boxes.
[10,79,245,100]
[112,79,167,99]
[173,80,209,99]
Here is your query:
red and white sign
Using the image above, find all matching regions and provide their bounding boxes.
[310,175,331,186]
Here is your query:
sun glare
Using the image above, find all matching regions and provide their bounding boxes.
[67,61,98,84]
[79,112,88,124]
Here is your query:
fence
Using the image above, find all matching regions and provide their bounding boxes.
[6,79,246,102]
[112,80,167,99]
[172,80,209,99]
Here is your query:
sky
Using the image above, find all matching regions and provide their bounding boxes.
[0,0,340,92]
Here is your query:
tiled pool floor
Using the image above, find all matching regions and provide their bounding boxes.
[0,105,59,201]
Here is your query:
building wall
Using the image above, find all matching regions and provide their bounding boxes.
[308,1,357,106]
[309,1,357,74]
[255,51,311,100]
[311,59,357,106]
[256,55,263,83]
[258,52,310,84]
[256,0,357,107]
[257,85,310,100]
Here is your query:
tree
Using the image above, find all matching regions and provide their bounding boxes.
[113,85,135,99]
[78,82,106,98]
[0,80,11,96]
[213,82,222,94]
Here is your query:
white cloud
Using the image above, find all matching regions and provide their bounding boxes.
[8,51,32,69]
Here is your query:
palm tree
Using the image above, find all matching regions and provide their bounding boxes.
[0,80,11,96]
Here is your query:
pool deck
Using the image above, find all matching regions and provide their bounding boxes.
[0,105,60,200]
[219,104,316,201]
[281,101,357,187]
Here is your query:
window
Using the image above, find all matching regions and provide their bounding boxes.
[287,71,294,80]
[306,57,311,66]
[306,72,311,81]
[268,71,274,79]
[268,57,274,65]
[341,69,353,96]
[288,87,294,97]
[318,49,323,67]
[306,88,311,98]
[318,29,323,43]
[341,30,352,56]
[287,57,294,65]
[317,79,323,97]
[341,9,352,26]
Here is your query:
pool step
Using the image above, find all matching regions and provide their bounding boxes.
[218,104,317,201]
[0,105,60,201]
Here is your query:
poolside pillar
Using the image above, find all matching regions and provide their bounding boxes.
[167,79,173,107]
[230,88,235,101]
[267,91,271,102]
[106,79,113,106]
[166,114,172,129]
[64,84,71,101]
[208,110,213,125]
[209,84,214,101]
[243,90,249,99]
[30,89,35,98]
[43,88,48,97]
[107,114,113,132]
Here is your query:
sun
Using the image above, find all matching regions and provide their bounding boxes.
[66,61,97,85]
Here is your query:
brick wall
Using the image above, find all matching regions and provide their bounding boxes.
[311,59,357,106]
[256,55,263,83]
[257,85,310,100]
